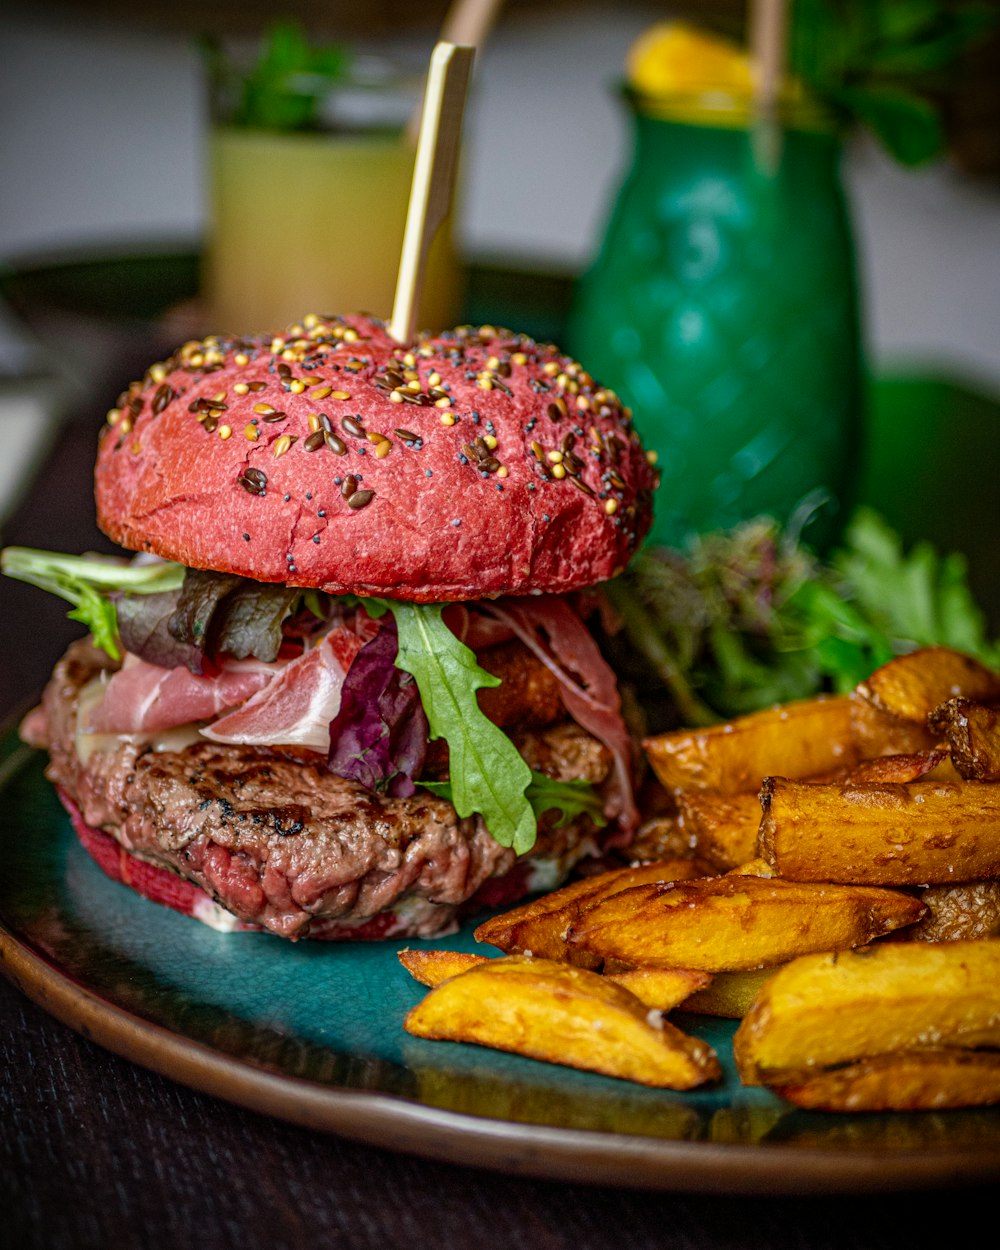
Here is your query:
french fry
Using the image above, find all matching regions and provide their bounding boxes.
[566,875,925,972]
[603,966,712,1010]
[403,955,722,1089]
[758,775,1000,885]
[676,966,781,1019]
[768,1049,1000,1112]
[733,941,1000,1085]
[643,695,856,795]
[929,696,1000,781]
[898,879,1000,942]
[857,646,1000,725]
[677,791,762,871]
[473,859,705,965]
[398,948,488,987]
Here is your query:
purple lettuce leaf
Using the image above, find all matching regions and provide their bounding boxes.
[327,618,429,798]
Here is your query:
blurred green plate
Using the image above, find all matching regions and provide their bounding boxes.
[3,727,1000,1195]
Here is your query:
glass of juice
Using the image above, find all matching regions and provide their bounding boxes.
[204,54,463,337]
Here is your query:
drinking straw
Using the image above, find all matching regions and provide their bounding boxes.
[749,0,788,171]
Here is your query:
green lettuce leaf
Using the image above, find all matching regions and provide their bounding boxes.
[421,772,607,832]
[389,601,537,854]
[1,548,185,661]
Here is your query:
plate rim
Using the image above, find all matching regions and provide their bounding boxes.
[4,921,1000,1195]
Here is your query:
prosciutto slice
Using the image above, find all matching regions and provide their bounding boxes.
[478,595,639,838]
[86,653,282,735]
[202,627,368,751]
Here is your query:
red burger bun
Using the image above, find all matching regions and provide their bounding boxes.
[95,315,657,601]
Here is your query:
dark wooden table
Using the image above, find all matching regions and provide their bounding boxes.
[3,316,999,1250]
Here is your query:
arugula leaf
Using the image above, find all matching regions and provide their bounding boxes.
[1,548,185,660]
[389,601,537,854]
[422,772,607,832]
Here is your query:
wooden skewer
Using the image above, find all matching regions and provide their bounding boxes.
[405,0,502,147]
[389,42,474,345]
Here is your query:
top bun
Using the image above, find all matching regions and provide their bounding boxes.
[95,315,658,601]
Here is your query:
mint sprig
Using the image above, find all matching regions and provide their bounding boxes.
[389,602,537,854]
[1,548,185,661]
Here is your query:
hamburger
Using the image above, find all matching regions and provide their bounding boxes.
[3,313,658,940]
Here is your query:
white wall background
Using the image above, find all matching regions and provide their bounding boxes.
[2,2,999,394]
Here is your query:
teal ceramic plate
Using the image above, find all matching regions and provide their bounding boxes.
[3,727,1000,1194]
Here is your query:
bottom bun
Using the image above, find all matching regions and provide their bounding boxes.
[35,640,605,940]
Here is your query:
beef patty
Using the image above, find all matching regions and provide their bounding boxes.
[28,640,612,939]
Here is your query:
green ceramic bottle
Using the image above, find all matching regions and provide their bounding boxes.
[567,92,864,553]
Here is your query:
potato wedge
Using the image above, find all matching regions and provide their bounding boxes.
[733,940,1000,1084]
[626,814,695,863]
[848,693,939,758]
[857,646,1000,725]
[769,1049,1000,1112]
[758,775,1000,885]
[566,875,925,972]
[897,879,1000,942]
[843,750,947,785]
[473,859,704,965]
[929,696,1000,781]
[603,966,713,1010]
[676,966,782,1019]
[643,695,856,795]
[403,955,722,1089]
[398,948,488,987]
[677,791,762,871]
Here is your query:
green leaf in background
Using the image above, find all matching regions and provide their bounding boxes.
[390,602,537,854]
[608,508,1000,728]
[832,84,944,165]
[210,20,351,132]
[786,0,999,165]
